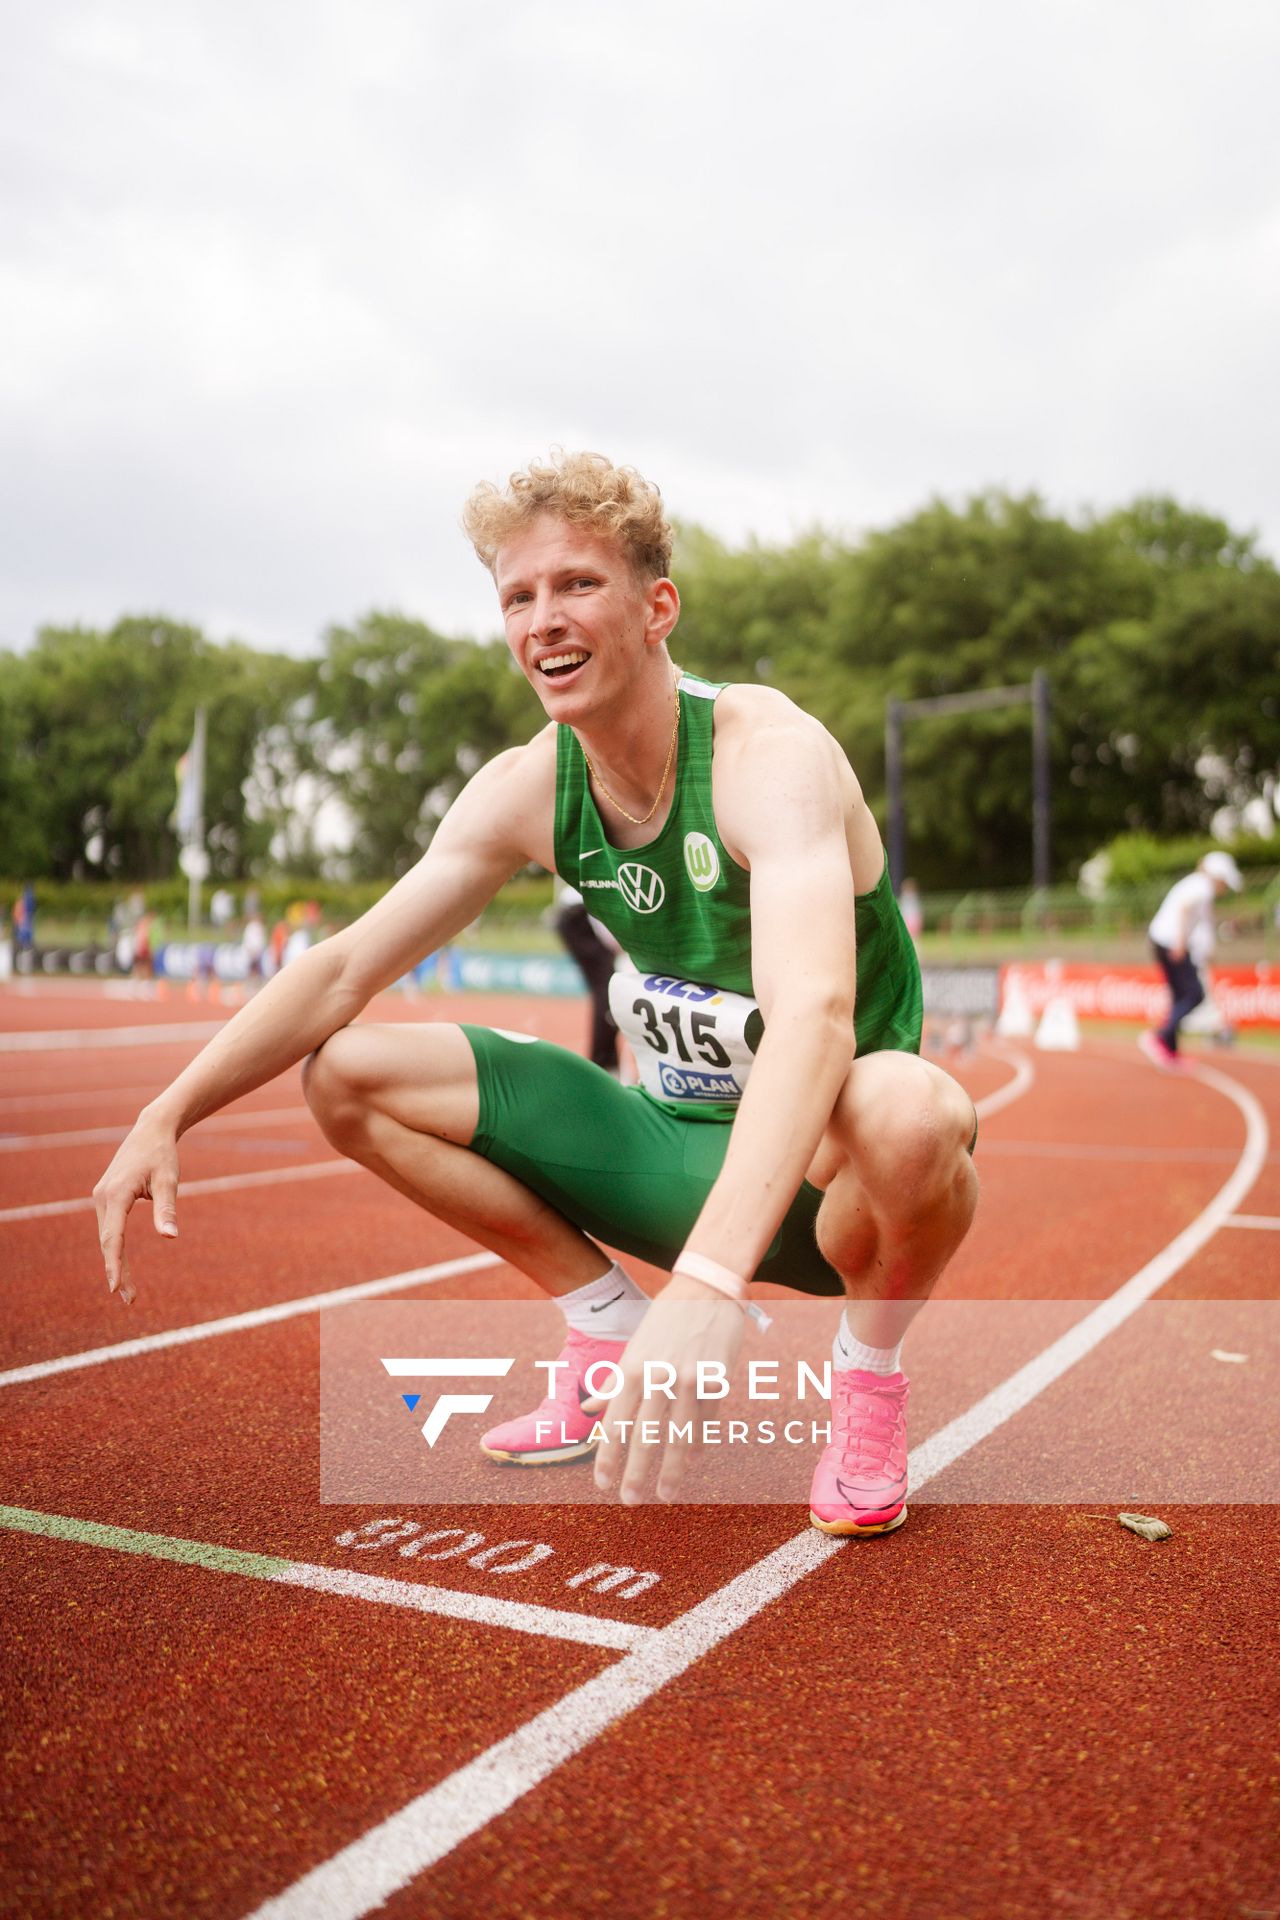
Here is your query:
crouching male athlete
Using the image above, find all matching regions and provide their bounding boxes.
[93,452,978,1534]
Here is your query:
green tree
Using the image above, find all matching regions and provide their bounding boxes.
[302,614,537,876]
[5,618,306,881]
[786,492,1152,887]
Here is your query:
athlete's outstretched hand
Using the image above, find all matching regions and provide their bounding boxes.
[594,1271,745,1504]
[92,1115,181,1303]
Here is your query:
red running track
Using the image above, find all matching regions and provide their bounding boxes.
[1,981,1278,1919]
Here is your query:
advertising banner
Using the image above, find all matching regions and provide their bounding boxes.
[1000,961,1280,1029]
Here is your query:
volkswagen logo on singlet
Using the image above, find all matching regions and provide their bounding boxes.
[617,862,665,914]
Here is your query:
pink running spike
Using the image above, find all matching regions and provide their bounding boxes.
[809,1368,910,1536]
[480,1326,628,1467]
[1138,1031,1180,1072]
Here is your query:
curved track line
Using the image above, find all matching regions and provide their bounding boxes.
[909,1060,1268,1487]
[971,1042,1035,1121]
[245,1056,1267,1920]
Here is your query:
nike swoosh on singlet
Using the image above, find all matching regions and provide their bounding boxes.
[590,1290,625,1313]
[581,848,604,859]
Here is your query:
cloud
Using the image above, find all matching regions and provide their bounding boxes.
[2,0,1278,655]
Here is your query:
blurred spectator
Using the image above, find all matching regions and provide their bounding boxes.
[132,909,158,982]
[553,877,620,1073]
[241,911,267,993]
[898,878,924,947]
[12,883,36,955]
[195,940,217,1000]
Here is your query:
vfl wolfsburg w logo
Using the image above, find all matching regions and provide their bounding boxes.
[683,832,720,892]
[618,862,665,913]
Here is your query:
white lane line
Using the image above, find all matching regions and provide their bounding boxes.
[0,1038,1032,1207]
[909,1061,1268,1487]
[1224,1214,1280,1230]
[0,1105,315,1154]
[248,1528,843,1920]
[976,1140,1249,1164]
[0,1506,647,1653]
[0,1155,360,1225]
[1,1053,1042,1367]
[246,1056,1266,1920]
[0,1021,226,1052]
[0,1084,161,1115]
[972,1044,1034,1122]
[0,1250,501,1388]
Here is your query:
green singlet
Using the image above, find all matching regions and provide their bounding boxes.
[462,672,923,1297]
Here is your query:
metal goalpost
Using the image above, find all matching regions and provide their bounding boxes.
[884,671,1051,892]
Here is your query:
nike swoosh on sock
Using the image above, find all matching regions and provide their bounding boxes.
[590,1291,625,1313]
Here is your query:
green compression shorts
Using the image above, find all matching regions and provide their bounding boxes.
[463,1024,852,1297]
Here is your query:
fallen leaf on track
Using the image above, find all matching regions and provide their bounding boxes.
[1118,1512,1173,1542]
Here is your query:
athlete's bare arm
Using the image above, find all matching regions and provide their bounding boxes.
[595,691,878,1503]
[686,687,868,1276]
[92,733,557,1290]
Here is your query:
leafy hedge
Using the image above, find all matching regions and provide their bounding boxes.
[1098,830,1280,889]
[1,871,555,928]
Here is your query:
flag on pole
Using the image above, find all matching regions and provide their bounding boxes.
[173,710,206,845]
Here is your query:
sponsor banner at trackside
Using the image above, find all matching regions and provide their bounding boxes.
[439,951,585,997]
[14,943,586,998]
[1001,961,1280,1029]
[920,966,1001,1019]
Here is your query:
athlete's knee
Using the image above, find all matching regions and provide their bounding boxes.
[302,1026,376,1136]
[832,1055,974,1209]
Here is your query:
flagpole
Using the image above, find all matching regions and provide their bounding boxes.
[186,707,207,933]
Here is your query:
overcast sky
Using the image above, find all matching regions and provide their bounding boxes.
[3,0,1278,657]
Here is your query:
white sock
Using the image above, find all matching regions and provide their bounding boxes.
[832,1310,903,1378]
[558,1262,648,1340]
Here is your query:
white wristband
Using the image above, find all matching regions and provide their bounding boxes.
[673,1251,748,1303]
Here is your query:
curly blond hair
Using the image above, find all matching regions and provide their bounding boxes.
[462,450,673,582]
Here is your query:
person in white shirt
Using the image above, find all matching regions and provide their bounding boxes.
[1141,851,1244,1068]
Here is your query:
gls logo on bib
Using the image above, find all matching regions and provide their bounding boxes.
[683,832,720,892]
[617,862,665,913]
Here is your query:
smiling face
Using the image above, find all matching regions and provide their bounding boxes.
[494,515,679,724]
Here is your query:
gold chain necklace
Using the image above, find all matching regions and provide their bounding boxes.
[582,670,682,827]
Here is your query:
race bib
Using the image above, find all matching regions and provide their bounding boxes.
[610,968,764,1105]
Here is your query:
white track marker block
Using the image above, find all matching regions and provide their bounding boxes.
[996,977,1036,1039]
[1035,994,1080,1052]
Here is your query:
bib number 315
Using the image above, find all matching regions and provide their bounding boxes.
[630,994,731,1066]
[608,970,762,1104]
